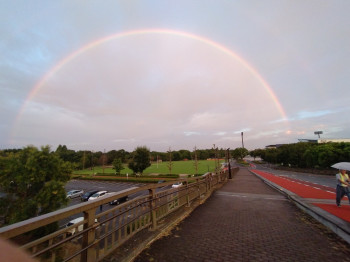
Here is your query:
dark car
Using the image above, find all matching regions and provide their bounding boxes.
[109,195,129,205]
[81,190,99,202]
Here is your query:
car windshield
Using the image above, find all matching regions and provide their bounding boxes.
[91,193,99,197]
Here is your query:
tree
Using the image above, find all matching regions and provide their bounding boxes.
[232,147,249,160]
[112,158,124,175]
[193,147,199,174]
[0,145,72,225]
[128,146,151,175]
[167,147,173,175]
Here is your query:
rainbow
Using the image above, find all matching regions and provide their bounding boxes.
[15,28,287,128]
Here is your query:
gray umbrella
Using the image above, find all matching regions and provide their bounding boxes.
[331,162,350,171]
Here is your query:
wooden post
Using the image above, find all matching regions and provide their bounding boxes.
[81,209,96,262]
[185,180,190,207]
[148,188,157,230]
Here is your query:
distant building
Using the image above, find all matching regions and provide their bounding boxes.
[298,139,318,143]
[298,138,350,144]
[265,144,285,149]
[266,138,350,149]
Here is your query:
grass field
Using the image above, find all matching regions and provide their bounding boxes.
[73,160,224,175]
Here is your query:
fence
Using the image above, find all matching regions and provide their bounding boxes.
[0,168,238,262]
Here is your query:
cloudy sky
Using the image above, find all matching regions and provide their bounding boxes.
[1,1,349,152]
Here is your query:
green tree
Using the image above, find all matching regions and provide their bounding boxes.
[128,146,151,175]
[178,149,191,160]
[0,145,72,225]
[112,158,124,175]
[232,147,249,160]
[167,148,173,174]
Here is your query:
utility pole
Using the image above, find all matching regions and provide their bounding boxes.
[216,147,220,169]
[241,132,244,148]
[213,144,217,171]
[227,148,232,179]
[193,146,198,175]
[103,149,106,174]
[314,131,323,139]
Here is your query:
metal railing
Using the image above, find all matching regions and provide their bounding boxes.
[0,168,237,262]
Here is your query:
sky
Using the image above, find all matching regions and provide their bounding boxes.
[1,1,349,152]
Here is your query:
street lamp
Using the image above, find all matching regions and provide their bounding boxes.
[227,148,232,179]
[314,131,323,139]
[241,132,244,148]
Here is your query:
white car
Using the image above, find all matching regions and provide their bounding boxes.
[66,217,98,235]
[172,182,183,188]
[88,191,108,201]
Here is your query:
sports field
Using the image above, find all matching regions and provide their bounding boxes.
[73,159,224,175]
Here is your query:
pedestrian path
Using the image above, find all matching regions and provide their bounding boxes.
[133,168,350,262]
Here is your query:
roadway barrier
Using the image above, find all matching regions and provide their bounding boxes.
[0,167,238,262]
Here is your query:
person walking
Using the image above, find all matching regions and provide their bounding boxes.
[336,169,350,207]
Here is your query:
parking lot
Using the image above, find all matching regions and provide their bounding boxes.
[61,180,148,227]
[65,179,146,205]
[62,179,174,228]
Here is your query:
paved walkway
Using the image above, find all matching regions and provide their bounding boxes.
[133,168,350,262]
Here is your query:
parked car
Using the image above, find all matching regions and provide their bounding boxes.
[172,182,183,188]
[65,217,98,236]
[81,190,99,202]
[66,190,84,199]
[109,195,129,205]
[88,191,108,201]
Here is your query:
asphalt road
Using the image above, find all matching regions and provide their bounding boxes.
[252,164,336,188]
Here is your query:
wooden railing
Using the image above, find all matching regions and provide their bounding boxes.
[0,168,238,262]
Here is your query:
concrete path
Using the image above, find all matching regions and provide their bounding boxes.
[133,168,350,262]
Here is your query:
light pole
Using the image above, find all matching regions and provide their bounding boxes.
[227,148,232,179]
[314,131,323,139]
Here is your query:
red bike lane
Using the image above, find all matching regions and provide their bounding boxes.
[251,169,350,223]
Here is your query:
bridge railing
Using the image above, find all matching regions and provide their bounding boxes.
[0,168,238,262]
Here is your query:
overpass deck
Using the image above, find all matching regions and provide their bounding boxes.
[126,168,350,262]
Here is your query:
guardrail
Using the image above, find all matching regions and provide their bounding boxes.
[0,168,238,262]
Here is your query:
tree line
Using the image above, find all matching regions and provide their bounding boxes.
[14,144,239,171]
[0,144,243,228]
[250,142,350,169]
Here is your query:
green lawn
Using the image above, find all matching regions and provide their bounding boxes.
[73,160,224,175]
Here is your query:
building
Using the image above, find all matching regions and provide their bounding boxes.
[298,138,350,144]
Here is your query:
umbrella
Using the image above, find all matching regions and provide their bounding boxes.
[331,162,350,171]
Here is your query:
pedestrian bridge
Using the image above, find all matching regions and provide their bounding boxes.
[0,168,238,262]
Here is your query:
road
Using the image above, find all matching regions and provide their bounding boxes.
[251,164,336,189]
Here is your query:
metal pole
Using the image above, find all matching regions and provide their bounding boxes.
[227,148,232,179]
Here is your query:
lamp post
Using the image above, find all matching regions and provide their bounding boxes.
[227,148,232,179]
[314,131,323,139]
